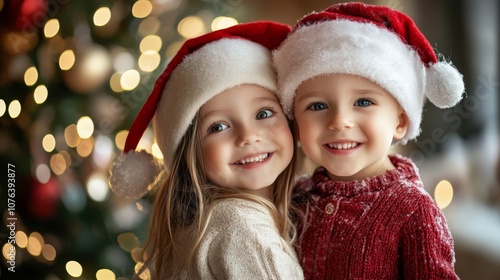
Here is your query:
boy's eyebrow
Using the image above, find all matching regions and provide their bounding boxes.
[295,92,318,102]
[354,89,385,96]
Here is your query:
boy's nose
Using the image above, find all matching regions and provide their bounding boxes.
[328,109,354,131]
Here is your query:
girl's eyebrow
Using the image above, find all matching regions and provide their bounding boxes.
[199,110,222,123]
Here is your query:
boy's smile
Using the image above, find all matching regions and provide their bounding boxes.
[294,74,409,181]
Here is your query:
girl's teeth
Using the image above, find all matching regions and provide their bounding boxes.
[238,153,269,164]
[328,142,358,149]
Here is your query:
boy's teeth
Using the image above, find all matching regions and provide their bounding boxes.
[327,142,358,150]
[238,153,269,164]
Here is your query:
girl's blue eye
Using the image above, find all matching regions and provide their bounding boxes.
[208,123,228,133]
[307,102,327,111]
[256,109,274,119]
[355,99,373,107]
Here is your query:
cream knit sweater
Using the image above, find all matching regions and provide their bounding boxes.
[166,198,304,279]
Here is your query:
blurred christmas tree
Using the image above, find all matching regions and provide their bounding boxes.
[0,0,249,279]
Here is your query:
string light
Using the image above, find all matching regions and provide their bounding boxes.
[0,99,5,117]
[109,72,124,93]
[211,16,238,31]
[434,180,454,209]
[24,66,38,86]
[42,134,56,152]
[42,244,57,261]
[50,153,67,175]
[35,164,51,184]
[76,137,94,157]
[138,17,161,37]
[44,19,60,38]
[77,116,94,139]
[120,70,141,90]
[132,0,153,18]
[115,130,128,150]
[140,35,162,53]
[66,260,83,277]
[34,85,48,104]
[94,7,111,26]
[64,124,81,148]
[96,269,116,280]
[59,50,76,70]
[8,100,21,118]
[87,172,110,202]
[151,142,163,159]
[15,231,28,248]
[177,16,205,38]
[138,50,161,72]
[27,232,44,257]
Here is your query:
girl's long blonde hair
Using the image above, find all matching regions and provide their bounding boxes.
[141,113,297,278]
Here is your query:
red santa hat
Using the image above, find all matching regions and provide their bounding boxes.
[109,21,292,198]
[273,2,465,144]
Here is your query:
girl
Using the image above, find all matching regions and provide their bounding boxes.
[273,3,464,280]
[110,21,303,279]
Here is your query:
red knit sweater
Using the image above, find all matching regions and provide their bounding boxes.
[292,155,458,280]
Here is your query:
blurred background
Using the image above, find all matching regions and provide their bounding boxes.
[0,0,498,279]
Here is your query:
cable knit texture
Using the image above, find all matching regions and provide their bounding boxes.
[168,198,304,279]
[292,154,458,280]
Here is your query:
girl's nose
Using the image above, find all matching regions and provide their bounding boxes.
[235,124,263,146]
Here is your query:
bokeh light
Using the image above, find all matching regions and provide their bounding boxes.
[94,7,111,26]
[120,70,141,90]
[59,50,76,70]
[115,130,128,150]
[76,137,94,157]
[42,134,56,152]
[138,50,161,72]
[96,268,116,280]
[64,124,81,148]
[211,16,238,31]
[15,231,28,248]
[8,100,21,118]
[77,116,94,139]
[24,66,38,86]
[140,35,162,53]
[66,260,83,277]
[34,85,48,104]
[434,180,454,209]
[87,172,109,202]
[132,0,153,18]
[27,232,44,257]
[42,244,57,261]
[0,99,5,117]
[36,164,51,184]
[177,16,205,38]
[44,19,60,38]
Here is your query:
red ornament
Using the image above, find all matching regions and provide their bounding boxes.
[0,0,49,32]
[29,176,61,220]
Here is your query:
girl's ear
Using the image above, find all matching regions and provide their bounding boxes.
[393,110,410,140]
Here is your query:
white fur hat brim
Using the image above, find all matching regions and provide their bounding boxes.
[154,38,277,166]
[273,19,464,143]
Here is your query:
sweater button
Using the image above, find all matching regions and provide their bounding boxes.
[325,203,334,214]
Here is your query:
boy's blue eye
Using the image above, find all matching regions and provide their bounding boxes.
[256,109,274,119]
[355,99,373,107]
[208,123,228,133]
[307,102,327,111]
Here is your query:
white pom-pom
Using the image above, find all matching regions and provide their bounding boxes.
[109,150,163,199]
[425,62,465,108]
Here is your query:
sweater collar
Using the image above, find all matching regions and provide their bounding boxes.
[311,154,420,197]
